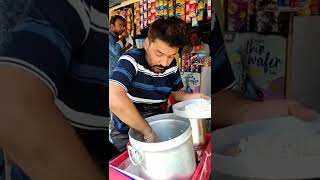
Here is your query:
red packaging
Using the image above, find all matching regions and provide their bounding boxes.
[191,136,212,180]
[189,1,197,17]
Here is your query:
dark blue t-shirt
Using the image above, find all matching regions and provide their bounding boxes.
[110,48,184,133]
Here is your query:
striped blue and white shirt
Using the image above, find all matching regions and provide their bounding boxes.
[110,48,184,133]
[0,0,113,163]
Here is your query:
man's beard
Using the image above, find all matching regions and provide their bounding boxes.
[146,56,168,73]
[151,65,168,73]
[113,30,123,36]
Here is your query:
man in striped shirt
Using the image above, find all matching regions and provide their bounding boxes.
[109,17,210,152]
[0,0,115,179]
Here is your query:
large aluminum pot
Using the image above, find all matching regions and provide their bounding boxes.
[128,114,196,180]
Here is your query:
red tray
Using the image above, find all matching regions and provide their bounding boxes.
[109,134,211,180]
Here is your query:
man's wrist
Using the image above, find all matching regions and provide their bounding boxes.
[119,36,125,42]
[144,129,153,140]
[143,126,153,139]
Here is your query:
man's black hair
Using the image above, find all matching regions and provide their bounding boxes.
[110,15,126,25]
[147,17,191,48]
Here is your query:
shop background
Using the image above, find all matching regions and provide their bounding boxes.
[109,0,213,96]
[215,0,320,111]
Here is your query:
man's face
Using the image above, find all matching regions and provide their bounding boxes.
[190,33,201,46]
[111,19,126,36]
[144,38,179,74]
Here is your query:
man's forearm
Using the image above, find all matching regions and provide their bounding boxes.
[109,87,152,137]
[213,90,289,128]
[0,66,106,180]
[171,90,202,102]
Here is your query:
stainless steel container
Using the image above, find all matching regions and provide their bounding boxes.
[189,118,207,149]
[171,98,211,149]
[128,117,196,180]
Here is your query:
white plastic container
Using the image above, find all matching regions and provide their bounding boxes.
[128,117,196,180]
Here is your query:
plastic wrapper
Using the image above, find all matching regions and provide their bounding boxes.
[255,0,279,33]
[126,7,133,33]
[197,9,204,21]
[196,0,205,21]
[134,2,141,26]
[185,0,191,23]
[156,0,165,18]
[227,0,248,32]
[207,0,212,20]
[168,0,175,17]
[175,0,186,21]
[163,0,169,17]
[140,0,144,29]
[189,0,197,17]
[247,0,256,31]
[291,0,320,16]
[192,16,198,27]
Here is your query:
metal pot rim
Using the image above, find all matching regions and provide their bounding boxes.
[129,119,192,152]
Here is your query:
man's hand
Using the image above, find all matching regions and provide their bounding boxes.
[196,93,211,100]
[119,31,129,41]
[288,101,320,121]
[171,90,211,102]
[214,90,320,128]
[144,129,160,143]
[236,99,320,123]
[109,82,156,143]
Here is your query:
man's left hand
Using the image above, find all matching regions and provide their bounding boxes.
[194,93,210,100]
[288,101,320,121]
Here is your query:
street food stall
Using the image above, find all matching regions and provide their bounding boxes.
[108,0,213,179]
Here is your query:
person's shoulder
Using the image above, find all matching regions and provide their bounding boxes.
[87,0,107,13]
[122,48,145,63]
[108,31,116,37]
[125,48,144,56]
[202,42,210,48]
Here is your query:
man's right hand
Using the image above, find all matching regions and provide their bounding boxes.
[120,31,129,41]
[288,100,320,121]
[144,130,160,143]
[110,82,161,145]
